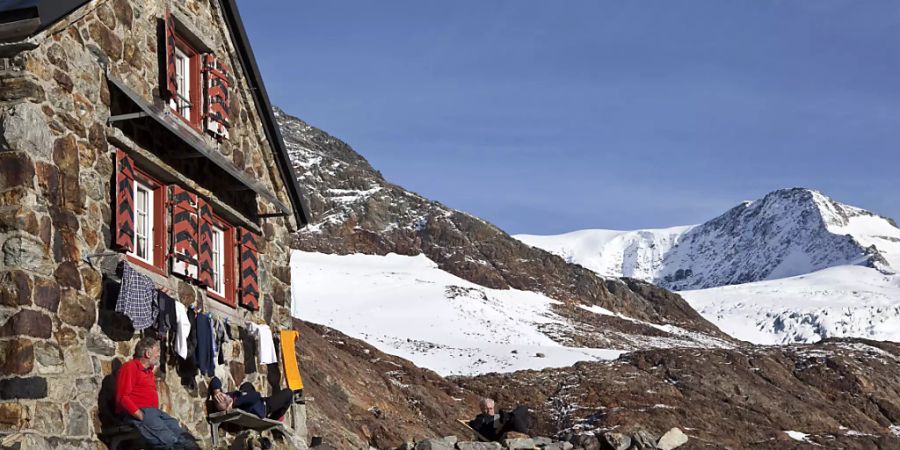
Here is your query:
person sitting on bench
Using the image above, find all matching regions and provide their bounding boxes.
[208,376,294,421]
[468,397,530,441]
[116,336,199,450]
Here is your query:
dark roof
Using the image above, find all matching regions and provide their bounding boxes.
[0,0,311,227]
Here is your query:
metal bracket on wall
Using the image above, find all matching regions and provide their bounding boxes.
[83,251,124,270]
[108,112,150,123]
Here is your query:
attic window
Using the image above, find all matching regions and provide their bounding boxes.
[171,34,201,127]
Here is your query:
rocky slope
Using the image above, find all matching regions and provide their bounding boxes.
[296,317,900,449]
[275,107,728,352]
[458,339,900,449]
[292,318,482,449]
[518,188,899,291]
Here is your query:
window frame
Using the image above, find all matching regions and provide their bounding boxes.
[126,168,167,275]
[131,181,153,264]
[170,33,202,128]
[206,214,236,307]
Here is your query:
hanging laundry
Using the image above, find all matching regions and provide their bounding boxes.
[223,318,234,341]
[156,291,177,335]
[187,306,198,361]
[213,318,230,365]
[116,263,159,331]
[210,317,218,363]
[174,301,191,359]
[240,326,257,374]
[280,330,304,391]
[250,323,277,365]
[195,313,215,376]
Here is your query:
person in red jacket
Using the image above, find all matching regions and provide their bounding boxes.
[116,336,198,449]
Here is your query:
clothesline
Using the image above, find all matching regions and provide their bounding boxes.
[114,261,286,376]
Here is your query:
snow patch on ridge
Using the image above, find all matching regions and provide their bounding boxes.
[680,265,900,344]
[289,251,624,376]
[517,226,692,280]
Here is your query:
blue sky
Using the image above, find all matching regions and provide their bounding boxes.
[238,0,900,235]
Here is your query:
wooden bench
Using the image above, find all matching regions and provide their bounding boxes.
[457,419,492,442]
[207,409,286,447]
[99,424,146,450]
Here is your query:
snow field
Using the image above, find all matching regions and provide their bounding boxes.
[290,251,622,376]
[680,265,900,344]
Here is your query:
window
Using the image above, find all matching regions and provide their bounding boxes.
[126,169,167,273]
[206,216,236,306]
[210,225,225,296]
[174,47,192,119]
[170,34,200,127]
[133,182,154,263]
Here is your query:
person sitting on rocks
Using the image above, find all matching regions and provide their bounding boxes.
[208,376,294,421]
[116,336,199,450]
[468,397,530,441]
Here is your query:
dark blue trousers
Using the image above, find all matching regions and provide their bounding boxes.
[124,408,198,450]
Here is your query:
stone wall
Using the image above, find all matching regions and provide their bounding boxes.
[0,0,303,448]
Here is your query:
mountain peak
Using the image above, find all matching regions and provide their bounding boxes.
[520,188,899,291]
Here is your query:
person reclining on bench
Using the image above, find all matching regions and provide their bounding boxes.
[208,376,294,421]
[115,336,199,450]
[468,397,530,442]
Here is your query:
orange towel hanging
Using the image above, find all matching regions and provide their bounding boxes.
[280,330,304,391]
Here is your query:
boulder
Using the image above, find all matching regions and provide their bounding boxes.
[571,434,600,450]
[456,442,501,450]
[504,437,535,450]
[601,432,631,450]
[631,430,658,449]
[413,438,454,450]
[533,436,553,446]
[542,442,573,450]
[656,428,687,450]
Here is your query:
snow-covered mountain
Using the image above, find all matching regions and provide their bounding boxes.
[518,188,898,291]
[275,107,738,375]
[517,188,900,344]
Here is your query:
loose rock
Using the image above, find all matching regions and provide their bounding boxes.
[656,428,687,450]
[601,432,631,450]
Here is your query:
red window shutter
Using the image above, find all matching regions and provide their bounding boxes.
[114,149,135,252]
[203,54,230,140]
[197,199,214,287]
[170,186,198,280]
[164,11,178,108]
[238,228,259,310]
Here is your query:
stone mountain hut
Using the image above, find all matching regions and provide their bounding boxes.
[0,0,313,447]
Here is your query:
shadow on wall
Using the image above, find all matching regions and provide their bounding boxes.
[98,274,134,342]
[98,358,124,429]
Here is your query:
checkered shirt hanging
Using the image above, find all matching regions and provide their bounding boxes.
[117,263,159,331]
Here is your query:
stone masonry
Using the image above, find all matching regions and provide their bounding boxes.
[0,0,307,448]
